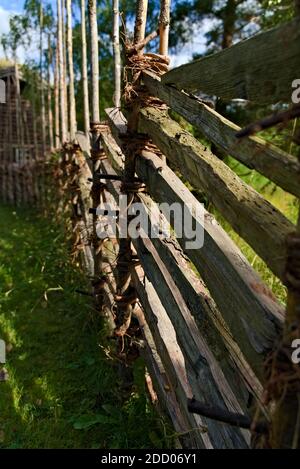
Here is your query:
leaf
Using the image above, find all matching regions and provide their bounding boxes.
[73,414,113,430]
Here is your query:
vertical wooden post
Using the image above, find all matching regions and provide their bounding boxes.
[47,34,54,151]
[113,0,121,108]
[114,0,148,338]
[88,0,104,300]
[54,42,60,148]
[40,1,46,155]
[159,0,170,56]
[88,0,100,124]
[7,76,14,204]
[66,0,77,141]
[263,3,300,450]
[57,0,67,143]
[158,0,170,164]
[62,0,69,137]
[134,0,148,50]
[80,0,90,139]
[31,86,40,202]
[267,210,300,448]
[14,64,23,205]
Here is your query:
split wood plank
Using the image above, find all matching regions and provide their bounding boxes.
[138,106,295,281]
[132,266,213,449]
[161,18,300,104]
[105,109,285,381]
[132,236,249,448]
[143,71,300,199]
[101,120,272,394]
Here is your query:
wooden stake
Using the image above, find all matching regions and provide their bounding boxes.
[134,0,148,54]
[66,0,77,141]
[88,0,100,123]
[57,0,67,142]
[113,0,121,108]
[159,0,170,56]
[40,1,46,155]
[47,34,54,151]
[114,0,148,337]
[80,0,90,139]
[54,42,60,148]
[264,5,300,450]
[62,0,69,135]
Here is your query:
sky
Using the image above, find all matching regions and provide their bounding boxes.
[0,0,207,67]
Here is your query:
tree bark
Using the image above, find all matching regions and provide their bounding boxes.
[88,0,100,123]
[134,0,148,53]
[47,34,54,151]
[54,41,60,148]
[62,0,69,135]
[159,0,170,56]
[40,2,46,154]
[113,0,121,108]
[81,0,90,138]
[66,0,77,140]
[57,0,67,142]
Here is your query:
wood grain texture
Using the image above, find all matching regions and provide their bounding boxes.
[138,192,264,404]
[139,107,295,281]
[161,18,300,104]
[135,149,284,382]
[132,236,249,448]
[104,109,284,383]
[132,266,213,449]
[143,71,300,198]
[101,128,263,406]
[96,148,207,447]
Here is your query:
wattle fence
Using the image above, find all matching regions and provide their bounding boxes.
[1,10,300,449]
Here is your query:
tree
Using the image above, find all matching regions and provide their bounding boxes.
[39,1,46,154]
[67,0,77,140]
[80,0,90,137]
[113,0,121,108]
[58,0,67,142]
[88,0,100,123]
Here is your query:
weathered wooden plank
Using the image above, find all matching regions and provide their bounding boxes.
[139,107,294,281]
[138,192,263,404]
[95,155,199,447]
[101,132,262,407]
[76,130,91,158]
[161,18,300,104]
[106,107,285,380]
[143,71,300,198]
[134,308,193,449]
[75,150,94,277]
[102,115,278,386]
[135,149,285,381]
[132,266,213,449]
[132,237,249,448]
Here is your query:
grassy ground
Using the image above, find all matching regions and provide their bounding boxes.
[0,205,170,449]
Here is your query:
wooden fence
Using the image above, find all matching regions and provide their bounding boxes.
[0,66,48,205]
[1,8,300,449]
[63,16,300,449]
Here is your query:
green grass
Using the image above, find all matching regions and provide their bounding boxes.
[0,205,171,449]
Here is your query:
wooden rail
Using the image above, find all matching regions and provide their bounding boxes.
[161,17,300,104]
[138,107,294,281]
[143,71,300,199]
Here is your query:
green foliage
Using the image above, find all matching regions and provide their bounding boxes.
[258,0,295,28]
[0,205,172,449]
